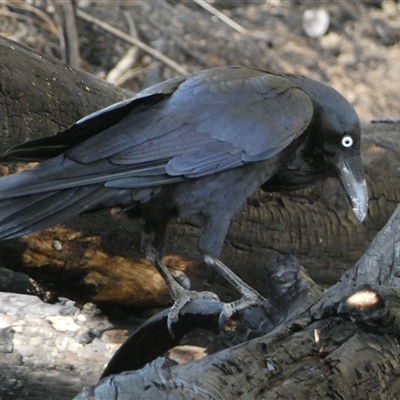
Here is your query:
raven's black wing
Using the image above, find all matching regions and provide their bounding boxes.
[0,76,187,162]
[0,67,313,198]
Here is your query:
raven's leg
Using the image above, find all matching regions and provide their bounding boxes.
[203,255,264,327]
[199,215,265,328]
[141,219,219,333]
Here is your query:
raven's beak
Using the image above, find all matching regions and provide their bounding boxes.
[334,154,368,222]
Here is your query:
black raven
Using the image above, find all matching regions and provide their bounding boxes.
[0,66,368,328]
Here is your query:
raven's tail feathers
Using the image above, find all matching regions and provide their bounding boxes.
[0,186,115,240]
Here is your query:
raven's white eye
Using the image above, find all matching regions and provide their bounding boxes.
[342,135,353,148]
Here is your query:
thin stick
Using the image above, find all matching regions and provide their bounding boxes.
[0,3,58,34]
[192,0,271,42]
[59,0,80,68]
[192,0,247,34]
[76,9,188,76]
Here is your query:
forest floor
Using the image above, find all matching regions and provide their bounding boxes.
[0,0,399,123]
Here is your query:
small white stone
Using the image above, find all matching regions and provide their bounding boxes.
[77,314,87,322]
[303,8,330,38]
[46,316,80,332]
[52,240,63,251]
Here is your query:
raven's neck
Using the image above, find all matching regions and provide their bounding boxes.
[260,132,331,193]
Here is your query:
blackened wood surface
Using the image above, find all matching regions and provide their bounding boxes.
[76,205,400,400]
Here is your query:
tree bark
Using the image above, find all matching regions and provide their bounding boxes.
[0,293,120,400]
[0,35,399,310]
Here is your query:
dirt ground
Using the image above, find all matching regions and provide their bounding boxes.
[0,0,399,124]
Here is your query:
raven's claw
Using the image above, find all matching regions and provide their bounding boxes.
[167,289,220,336]
[218,293,265,330]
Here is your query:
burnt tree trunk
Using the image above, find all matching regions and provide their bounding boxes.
[0,35,399,309]
[75,204,400,399]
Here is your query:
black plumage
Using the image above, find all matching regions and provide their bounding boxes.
[0,66,368,328]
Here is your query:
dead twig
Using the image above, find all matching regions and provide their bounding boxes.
[59,0,80,68]
[76,9,188,76]
[112,63,159,87]
[192,0,247,34]
[49,0,80,68]
[192,0,271,42]
[106,11,140,85]
[106,47,137,85]
[0,0,58,35]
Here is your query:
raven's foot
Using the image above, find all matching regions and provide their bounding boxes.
[168,288,220,334]
[219,290,264,329]
[203,255,265,328]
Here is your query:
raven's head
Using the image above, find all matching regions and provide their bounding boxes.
[284,75,368,222]
[317,99,368,222]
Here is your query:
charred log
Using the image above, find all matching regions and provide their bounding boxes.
[76,205,400,400]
